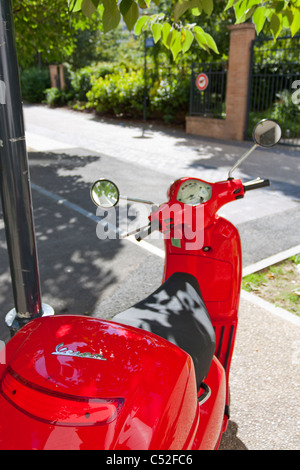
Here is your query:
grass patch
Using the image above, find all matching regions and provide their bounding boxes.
[242,254,300,316]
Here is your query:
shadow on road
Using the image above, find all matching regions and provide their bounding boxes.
[0,151,127,341]
[219,421,248,450]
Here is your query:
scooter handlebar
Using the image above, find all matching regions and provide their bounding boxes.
[135,223,152,242]
[243,178,270,192]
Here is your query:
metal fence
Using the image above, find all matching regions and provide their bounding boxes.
[246,36,300,146]
[190,62,227,118]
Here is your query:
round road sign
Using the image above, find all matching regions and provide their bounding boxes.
[196,73,209,91]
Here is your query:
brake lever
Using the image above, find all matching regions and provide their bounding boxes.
[119,204,160,239]
[120,224,151,239]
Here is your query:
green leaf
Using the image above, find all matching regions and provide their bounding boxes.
[203,32,219,54]
[234,0,247,23]
[181,29,194,52]
[152,23,163,43]
[174,0,203,22]
[81,0,97,18]
[201,0,213,16]
[134,15,149,35]
[252,6,267,33]
[161,22,172,48]
[282,8,294,27]
[69,0,83,12]
[120,0,139,31]
[270,13,281,38]
[169,30,182,60]
[275,1,285,14]
[232,0,261,23]
[224,0,241,11]
[120,0,133,16]
[194,25,205,35]
[138,0,148,8]
[291,8,300,36]
[102,0,121,32]
[166,28,176,50]
[194,25,209,51]
[194,26,219,53]
[191,7,202,16]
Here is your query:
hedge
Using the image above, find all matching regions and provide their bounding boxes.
[85,66,190,123]
[21,62,191,124]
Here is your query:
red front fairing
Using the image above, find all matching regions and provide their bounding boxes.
[150,177,244,388]
[0,315,224,450]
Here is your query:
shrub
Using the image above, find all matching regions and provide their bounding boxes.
[44,87,70,107]
[85,66,190,123]
[150,71,190,123]
[20,67,51,103]
[69,63,120,102]
[86,68,145,118]
[37,61,191,125]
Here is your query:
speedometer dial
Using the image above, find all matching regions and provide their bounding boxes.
[176,179,212,206]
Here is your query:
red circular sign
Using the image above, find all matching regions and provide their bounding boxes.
[196,73,209,91]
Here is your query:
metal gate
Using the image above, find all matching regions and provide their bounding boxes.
[246,36,300,146]
[190,62,227,118]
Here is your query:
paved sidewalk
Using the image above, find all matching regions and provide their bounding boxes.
[220,296,300,450]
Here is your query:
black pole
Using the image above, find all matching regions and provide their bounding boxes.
[0,0,49,333]
[143,31,147,123]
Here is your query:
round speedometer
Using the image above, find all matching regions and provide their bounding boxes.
[176,179,212,206]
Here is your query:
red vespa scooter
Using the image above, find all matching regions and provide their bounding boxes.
[0,119,281,450]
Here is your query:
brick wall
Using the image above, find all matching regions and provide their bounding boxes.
[186,24,256,141]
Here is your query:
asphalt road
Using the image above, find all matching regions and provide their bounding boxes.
[0,105,299,449]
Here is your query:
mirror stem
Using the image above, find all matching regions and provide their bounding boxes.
[228,143,258,179]
[119,195,155,205]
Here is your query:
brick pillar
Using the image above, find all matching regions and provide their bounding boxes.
[225,23,255,140]
[186,23,255,141]
[49,64,65,90]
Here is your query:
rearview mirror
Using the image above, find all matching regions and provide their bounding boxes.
[90,179,119,208]
[253,119,282,147]
[228,119,281,178]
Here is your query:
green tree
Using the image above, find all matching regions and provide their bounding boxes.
[13,0,102,68]
[69,0,300,60]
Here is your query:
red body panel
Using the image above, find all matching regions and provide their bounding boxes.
[193,357,226,450]
[0,315,217,450]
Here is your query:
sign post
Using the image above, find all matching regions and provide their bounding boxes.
[143,33,154,123]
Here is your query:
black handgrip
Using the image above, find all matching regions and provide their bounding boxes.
[135,223,152,242]
[243,178,270,192]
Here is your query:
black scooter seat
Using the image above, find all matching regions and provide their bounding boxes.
[113,272,216,390]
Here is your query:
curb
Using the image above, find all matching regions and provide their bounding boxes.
[241,290,300,326]
[242,244,300,277]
